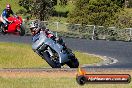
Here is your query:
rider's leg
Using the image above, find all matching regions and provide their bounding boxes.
[56,37,67,49]
[2,20,8,31]
[0,17,2,27]
[3,20,8,27]
[0,17,8,30]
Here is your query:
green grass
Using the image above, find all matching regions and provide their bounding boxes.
[0,42,48,68]
[46,22,69,32]
[49,17,68,23]
[0,0,23,14]
[74,51,102,65]
[0,77,131,88]
[0,42,102,68]
[54,0,75,13]
[124,8,132,14]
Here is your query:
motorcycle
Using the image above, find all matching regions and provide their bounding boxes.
[32,30,79,68]
[0,16,25,36]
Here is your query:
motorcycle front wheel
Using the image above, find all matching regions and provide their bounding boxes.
[19,25,25,36]
[42,51,61,68]
[0,24,7,35]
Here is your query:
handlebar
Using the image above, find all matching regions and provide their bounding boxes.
[8,20,14,24]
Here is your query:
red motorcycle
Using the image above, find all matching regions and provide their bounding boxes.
[0,16,25,36]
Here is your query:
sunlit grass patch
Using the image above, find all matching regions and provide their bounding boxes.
[0,77,131,88]
[0,42,102,68]
[74,51,102,66]
[0,42,48,68]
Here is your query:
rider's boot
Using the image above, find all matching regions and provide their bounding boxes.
[3,24,8,32]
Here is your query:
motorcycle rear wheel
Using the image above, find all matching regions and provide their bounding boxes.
[19,25,25,36]
[66,57,79,68]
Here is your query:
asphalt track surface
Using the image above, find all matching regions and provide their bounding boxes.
[0,34,132,69]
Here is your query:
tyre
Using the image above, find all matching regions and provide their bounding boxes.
[76,75,87,85]
[66,57,79,68]
[42,51,61,68]
[0,25,3,34]
[19,25,25,36]
[0,24,7,35]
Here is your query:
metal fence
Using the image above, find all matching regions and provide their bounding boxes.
[24,20,132,41]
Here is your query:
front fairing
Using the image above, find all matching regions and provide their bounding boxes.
[32,31,47,50]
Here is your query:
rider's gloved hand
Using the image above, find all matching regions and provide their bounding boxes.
[16,16,19,19]
[8,20,13,24]
[55,37,59,41]
[14,15,18,18]
[4,24,8,27]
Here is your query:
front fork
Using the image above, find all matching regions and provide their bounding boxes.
[47,47,54,57]
[35,44,53,58]
[16,24,21,32]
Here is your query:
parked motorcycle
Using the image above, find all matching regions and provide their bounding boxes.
[32,30,79,68]
[0,16,25,36]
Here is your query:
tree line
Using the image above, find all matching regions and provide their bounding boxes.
[18,0,131,28]
[18,0,68,21]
